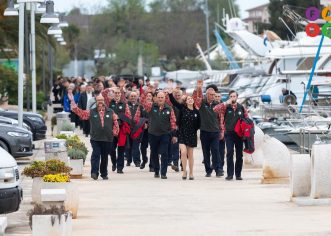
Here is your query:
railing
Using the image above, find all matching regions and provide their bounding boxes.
[299,128,331,154]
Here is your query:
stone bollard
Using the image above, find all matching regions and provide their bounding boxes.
[56,112,71,134]
[44,139,70,165]
[261,135,290,184]
[32,213,72,236]
[290,154,311,199]
[0,217,7,236]
[244,126,264,168]
[311,144,331,199]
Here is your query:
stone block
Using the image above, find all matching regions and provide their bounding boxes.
[0,217,7,236]
[261,135,290,183]
[41,189,67,202]
[311,144,331,199]
[290,154,311,198]
[32,213,72,236]
[70,159,84,177]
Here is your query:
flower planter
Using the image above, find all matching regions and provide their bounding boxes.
[59,131,75,137]
[44,139,70,165]
[40,182,79,219]
[32,213,72,236]
[32,177,43,203]
[69,159,84,178]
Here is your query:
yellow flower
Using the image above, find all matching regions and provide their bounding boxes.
[43,173,70,183]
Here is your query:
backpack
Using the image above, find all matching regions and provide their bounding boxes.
[234,117,255,154]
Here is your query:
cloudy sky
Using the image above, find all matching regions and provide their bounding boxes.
[54,0,269,18]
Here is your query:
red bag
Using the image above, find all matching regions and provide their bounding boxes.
[234,118,255,154]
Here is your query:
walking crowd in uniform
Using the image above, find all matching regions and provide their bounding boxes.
[53,75,249,181]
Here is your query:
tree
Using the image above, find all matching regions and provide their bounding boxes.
[268,0,320,39]
[96,39,159,75]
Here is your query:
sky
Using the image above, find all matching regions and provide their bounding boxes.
[54,0,269,18]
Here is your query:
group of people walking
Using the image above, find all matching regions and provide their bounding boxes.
[64,76,248,181]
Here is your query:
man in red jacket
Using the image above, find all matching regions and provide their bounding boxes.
[213,90,248,181]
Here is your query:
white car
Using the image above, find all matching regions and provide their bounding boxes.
[0,147,22,214]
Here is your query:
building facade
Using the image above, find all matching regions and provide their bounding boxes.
[243,3,270,33]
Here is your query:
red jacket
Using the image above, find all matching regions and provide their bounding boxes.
[118,121,131,147]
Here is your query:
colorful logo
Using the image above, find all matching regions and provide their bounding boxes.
[305,6,331,37]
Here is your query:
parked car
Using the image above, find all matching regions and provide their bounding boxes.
[0,108,47,140]
[0,116,31,131]
[0,123,33,157]
[0,147,23,214]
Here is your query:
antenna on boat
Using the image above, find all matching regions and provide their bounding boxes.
[196,43,213,71]
[279,17,296,39]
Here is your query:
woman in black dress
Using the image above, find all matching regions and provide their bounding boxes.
[169,90,200,180]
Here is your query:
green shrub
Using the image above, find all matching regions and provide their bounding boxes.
[66,139,88,156]
[55,134,68,140]
[22,160,71,178]
[67,148,86,162]
[60,121,75,131]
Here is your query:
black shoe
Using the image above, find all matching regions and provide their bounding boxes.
[189,176,194,180]
[205,173,211,177]
[182,172,187,180]
[140,163,146,169]
[117,170,124,174]
[220,170,224,176]
[126,162,131,166]
[225,176,233,181]
[154,173,160,178]
[135,163,140,167]
[161,175,167,179]
[216,172,223,178]
[171,165,179,172]
[236,176,243,180]
[101,176,109,180]
[91,173,98,180]
[112,165,116,171]
[149,167,154,172]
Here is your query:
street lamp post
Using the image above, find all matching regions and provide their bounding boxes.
[18,2,25,127]
[31,2,37,113]
[204,0,210,63]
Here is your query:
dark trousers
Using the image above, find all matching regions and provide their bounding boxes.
[126,138,141,165]
[225,131,244,177]
[168,139,179,166]
[110,137,125,171]
[90,140,112,178]
[200,130,221,174]
[83,120,90,136]
[149,133,170,176]
[141,130,149,165]
[219,139,225,171]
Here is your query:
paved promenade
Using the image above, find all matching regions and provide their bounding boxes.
[5,127,331,236]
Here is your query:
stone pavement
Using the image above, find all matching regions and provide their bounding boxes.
[5,127,331,236]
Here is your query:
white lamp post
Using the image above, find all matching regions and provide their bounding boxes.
[17,0,44,113]
[48,24,62,35]
[40,0,59,24]
[4,0,18,16]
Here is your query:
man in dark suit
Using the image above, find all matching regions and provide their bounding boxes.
[78,82,94,136]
